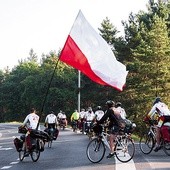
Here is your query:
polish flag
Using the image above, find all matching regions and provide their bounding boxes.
[59,10,128,91]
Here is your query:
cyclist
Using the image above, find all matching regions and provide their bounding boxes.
[57,110,67,128]
[146,97,170,152]
[79,108,86,132]
[22,108,40,156]
[70,109,80,130]
[94,106,104,121]
[84,107,95,133]
[97,100,123,158]
[44,111,59,140]
[115,102,127,119]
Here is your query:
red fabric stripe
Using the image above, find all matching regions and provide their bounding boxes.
[59,35,107,86]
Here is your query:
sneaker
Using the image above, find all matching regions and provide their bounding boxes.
[106,153,115,158]
[154,146,161,152]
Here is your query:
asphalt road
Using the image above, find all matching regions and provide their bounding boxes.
[0,123,170,170]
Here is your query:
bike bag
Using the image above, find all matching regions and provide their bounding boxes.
[161,125,170,142]
[14,137,23,152]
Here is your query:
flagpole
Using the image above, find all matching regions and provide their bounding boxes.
[78,70,81,112]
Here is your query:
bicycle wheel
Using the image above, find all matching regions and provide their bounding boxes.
[30,148,40,162]
[139,133,155,154]
[114,136,135,163]
[163,141,170,156]
[86,138,106,163]
[19,146,26,161]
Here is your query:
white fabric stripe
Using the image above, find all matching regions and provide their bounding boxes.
[70,10,128,90]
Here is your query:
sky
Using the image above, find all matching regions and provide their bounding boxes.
[0,0,149,70]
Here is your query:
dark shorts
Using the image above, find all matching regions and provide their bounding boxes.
[109,125,119,135]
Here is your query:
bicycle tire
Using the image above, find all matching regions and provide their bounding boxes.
[86,138,106,163]
[163,140,170,156]
[114,136,135,163]
[139,133,155,154]
[30,148,40,162]
[19,148,26,161]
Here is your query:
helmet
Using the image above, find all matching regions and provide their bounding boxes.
[97,106,102,110]
[116,102,122,107]
[106,100,115,108]
[153,97,161,105]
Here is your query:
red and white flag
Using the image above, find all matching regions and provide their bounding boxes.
[59,10,128,91]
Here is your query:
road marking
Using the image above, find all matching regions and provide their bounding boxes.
[116,158,136,170]
[1,166,12,169]
[0,133,2,137]
[10,162,19,165]
[0,147,13,151]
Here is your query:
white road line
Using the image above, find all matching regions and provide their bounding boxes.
[0,148,13,151]
[116,158,136,170]
[1,166,12,169]
[10,162,19,165]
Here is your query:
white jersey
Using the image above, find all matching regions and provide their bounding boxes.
[115,106,127,119]
[85,111,95,121]
[57,112,63,119]
[95,110,104,121]
[45,114,57,124]
[79,111,86,119]
[23,113,40,130]
[149,101,170,118]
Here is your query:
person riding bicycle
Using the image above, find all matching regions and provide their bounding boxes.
[146,97,170,152]
[84,107,95,133]
[70,109,80,130]
[94,106,104,122]
[78,108,86,132]
[44,111,59,140]
[21,108,40,156]
[97,100,123,158]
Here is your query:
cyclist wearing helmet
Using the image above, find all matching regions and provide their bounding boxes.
[94,106,104,121]
[44,111,59,140]
[97,100,122,158]
[147,97,170,152]
[115,102,127,119]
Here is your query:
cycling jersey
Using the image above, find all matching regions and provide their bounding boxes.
[23,113,40,130]
[85,111,95,121]
[45,113,58,124]
[71,111,79,121]
[115,106,126,119]
[94,110,104,121]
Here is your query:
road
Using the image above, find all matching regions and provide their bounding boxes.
[0,123,170,170]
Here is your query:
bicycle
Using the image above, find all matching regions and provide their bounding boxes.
[15,126,48,162]
[139,120,170,156]
[86,124,135,163]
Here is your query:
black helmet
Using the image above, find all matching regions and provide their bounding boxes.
[153,97,161,105]
[116,102,122,107]
[97,106,102,110]
[106,100,115,108]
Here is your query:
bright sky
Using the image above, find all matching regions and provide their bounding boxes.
[0,0,149,70]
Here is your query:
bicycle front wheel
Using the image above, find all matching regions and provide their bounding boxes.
[114,136,135,163]
[86,138,105,163]
[19,148,26,161]
[139,133,155,154]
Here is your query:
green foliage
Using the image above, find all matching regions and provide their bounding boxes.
[0,1,170,137]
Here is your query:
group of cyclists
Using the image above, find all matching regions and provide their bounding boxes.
[18,96,170,159]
